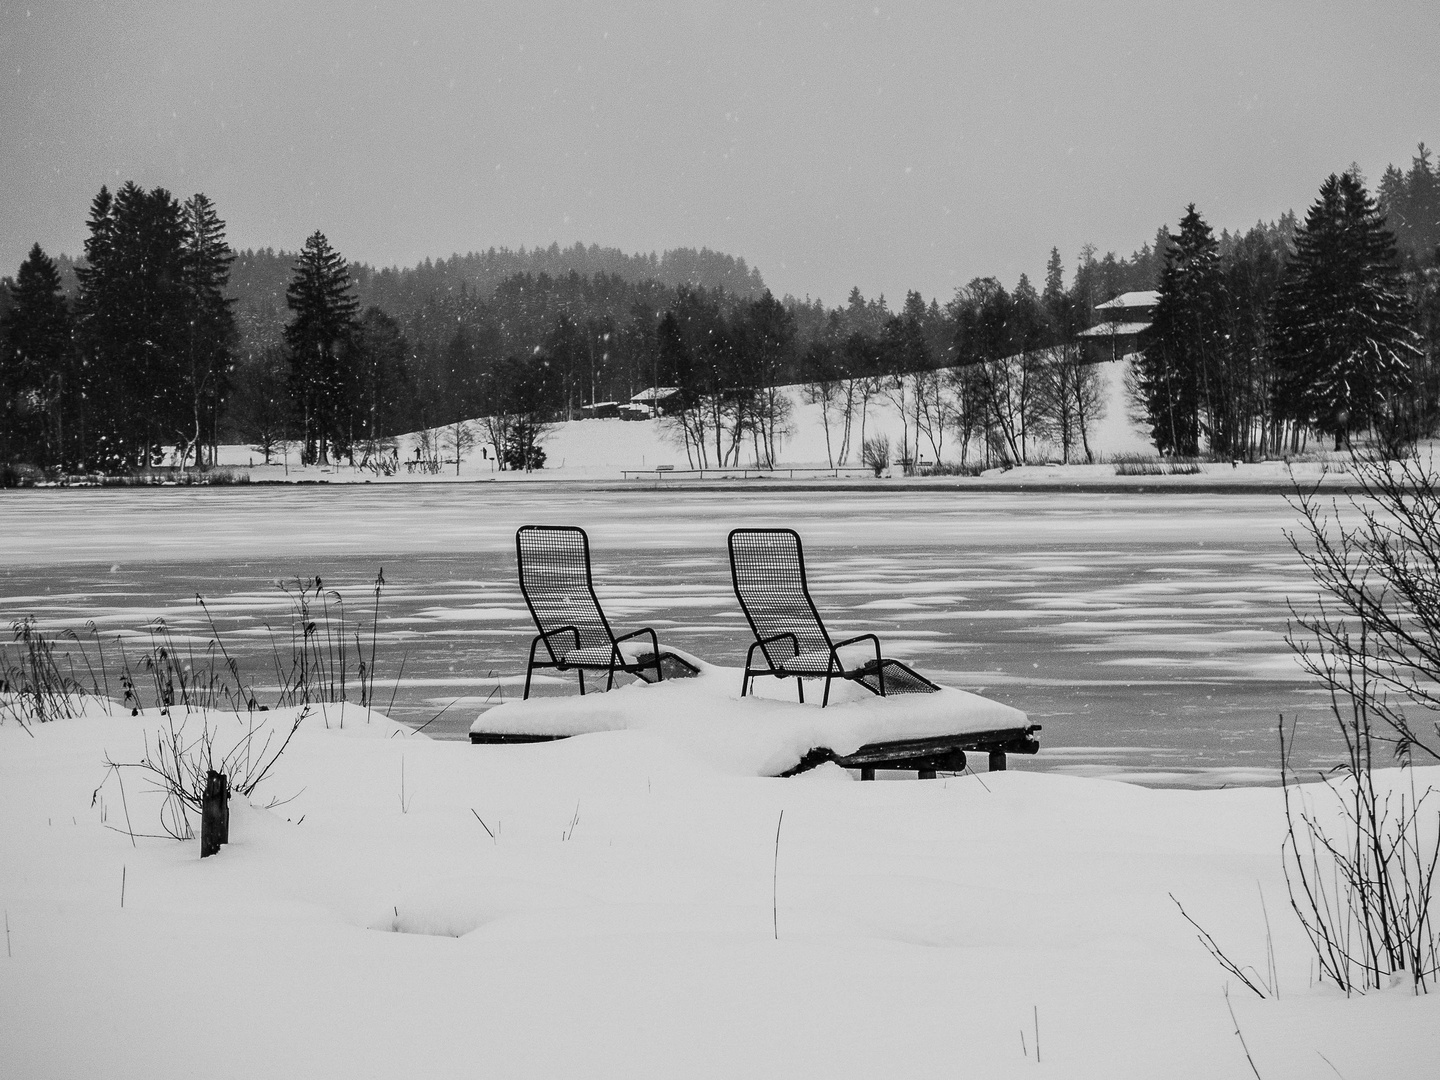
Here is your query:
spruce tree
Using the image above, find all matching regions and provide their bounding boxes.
[180,193,236,467]
[0,244,73,467]
[1142,205,1223,457]
[352,306,412,444]
[1272,172,1419,450]
[74,183,190,470]
[284,231,360,464]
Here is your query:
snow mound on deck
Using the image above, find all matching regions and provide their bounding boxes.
[473,656,1029,776]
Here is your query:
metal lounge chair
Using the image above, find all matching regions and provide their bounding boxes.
[516,525,664,699]
[728,527,939,706]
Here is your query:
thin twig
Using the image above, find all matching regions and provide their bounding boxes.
[1171,894,1267,998]
[471,808,496,841]
[386,650,410,716]
[773,809,784,940]
[964,763,991,793]
[411,697,457,736]
[113,765,137,848]
[1258,881,1279,998]
[1224,985,1263,1080]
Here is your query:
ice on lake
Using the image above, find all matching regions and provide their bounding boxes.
[0,484,1339,784]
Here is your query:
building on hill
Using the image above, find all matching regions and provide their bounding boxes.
[1078,290,1158,364]
[628,387,681,418]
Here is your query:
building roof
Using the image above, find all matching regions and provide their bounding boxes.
[1078,320,1153,338]
[629,387,681,404]
[1094,290,1159,312]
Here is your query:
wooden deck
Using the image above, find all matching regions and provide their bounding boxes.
[469,724,1041,779]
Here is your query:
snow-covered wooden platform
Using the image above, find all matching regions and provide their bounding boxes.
[469,651,1038,778]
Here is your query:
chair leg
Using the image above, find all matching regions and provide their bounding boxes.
[577,669,586,695]
[523,639,543,700]
[796,678,804,704]
[821,675,833,707]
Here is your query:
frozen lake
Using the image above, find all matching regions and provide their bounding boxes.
[1,483,1339,785]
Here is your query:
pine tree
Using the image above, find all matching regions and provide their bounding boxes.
[352,306,412,443]
[1042,249,1066,323]
[1220,225,1286,457]
[284,232,360,464]
[1142,205,1223,456]
[1272,173,1419,451]
[1,244,74,467]
[74,183,190,470]
[1379,145,1440,266]
[180,193,236,468]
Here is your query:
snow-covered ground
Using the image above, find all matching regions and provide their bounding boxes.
[2,700,1435,1078]
[218,360,1321,485]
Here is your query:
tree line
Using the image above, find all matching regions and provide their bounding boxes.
[0,183,236,472]
[1137,156,1439,459]
[3,143,1438,477]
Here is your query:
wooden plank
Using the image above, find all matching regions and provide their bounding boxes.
[469,724,1043,777]
[834,727,1040,767]
[468,732,566,745]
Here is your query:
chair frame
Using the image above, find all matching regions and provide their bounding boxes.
[516,525,663,699]
[728,527,890,707]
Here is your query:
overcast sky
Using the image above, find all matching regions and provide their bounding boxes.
[2,1,1436,305]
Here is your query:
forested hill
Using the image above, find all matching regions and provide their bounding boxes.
[236,242,753,311]
[211,242,764,352]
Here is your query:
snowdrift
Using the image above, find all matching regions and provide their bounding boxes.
[472,651,1031,776]
[1,701,1437,1078]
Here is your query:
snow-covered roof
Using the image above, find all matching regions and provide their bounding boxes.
[1078,321,1153,338]
[630,387,681,404]
[1094,290,1159,311]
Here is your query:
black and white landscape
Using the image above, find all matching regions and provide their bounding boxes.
[2,4,1439,1078]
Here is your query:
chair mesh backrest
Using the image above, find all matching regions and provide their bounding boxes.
[516,526,614,655]
[728,529,832,657]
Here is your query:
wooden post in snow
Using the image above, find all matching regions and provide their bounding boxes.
[201,770,228,858]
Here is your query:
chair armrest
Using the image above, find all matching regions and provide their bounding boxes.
[611,627,661,662]
[612,626,660,649]
[533,625,581,662]
[754,631,801,656]
[829,633,883,669]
